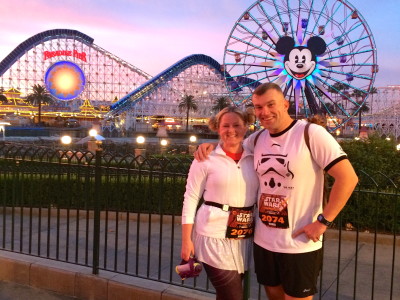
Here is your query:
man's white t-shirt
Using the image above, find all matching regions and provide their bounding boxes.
[244,120,347,253]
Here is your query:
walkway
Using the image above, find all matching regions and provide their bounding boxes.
[0,210,398,299]
[0,281,76,300]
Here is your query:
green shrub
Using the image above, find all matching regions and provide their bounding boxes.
[0,164,186,216]
[340,134,400,178]
[1,136,399,234]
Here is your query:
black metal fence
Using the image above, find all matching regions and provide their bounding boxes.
[0,143,398,300]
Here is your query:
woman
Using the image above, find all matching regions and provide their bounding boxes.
[181,106,258,300]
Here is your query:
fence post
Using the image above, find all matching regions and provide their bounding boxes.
[92,148,102,275]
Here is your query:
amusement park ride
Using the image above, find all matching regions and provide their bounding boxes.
[223,0,378,131]
[0,1,398,138]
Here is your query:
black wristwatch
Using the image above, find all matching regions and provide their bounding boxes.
[317,214,332,227]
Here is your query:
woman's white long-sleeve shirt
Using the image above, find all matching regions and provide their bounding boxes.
[182,144,259,239]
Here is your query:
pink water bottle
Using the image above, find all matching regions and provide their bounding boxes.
[175,256,202,280]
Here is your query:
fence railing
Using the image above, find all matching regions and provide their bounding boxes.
[0,143,399,299]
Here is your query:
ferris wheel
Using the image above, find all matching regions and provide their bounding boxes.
[223,0,378,130]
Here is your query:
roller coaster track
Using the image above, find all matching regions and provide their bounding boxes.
[0,29,151,80]
[108,54,262,116]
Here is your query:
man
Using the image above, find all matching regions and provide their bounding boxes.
[195,82,358,300]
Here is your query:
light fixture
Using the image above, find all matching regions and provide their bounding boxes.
[61,135,72,145]
[89,129,97,137]
[136,136,145,144]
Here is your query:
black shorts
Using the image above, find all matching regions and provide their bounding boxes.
[253,243,323,298]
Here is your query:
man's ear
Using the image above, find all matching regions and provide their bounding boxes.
[283,99,290,110]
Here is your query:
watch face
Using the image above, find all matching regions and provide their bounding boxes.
[318,214,330,226]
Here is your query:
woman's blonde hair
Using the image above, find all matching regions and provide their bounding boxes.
[208,106,256,132]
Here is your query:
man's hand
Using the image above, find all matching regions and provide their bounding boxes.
[193,143,216,161]
[292,221,327,243]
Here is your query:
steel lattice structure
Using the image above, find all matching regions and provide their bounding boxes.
[131,66,227,116]
[0,29,151,107]
[4,28,392,137]
[108,54,234,131]
[362,86,400,139]
[0,30,234,133]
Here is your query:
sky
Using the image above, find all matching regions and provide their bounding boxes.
[0,0,399,88]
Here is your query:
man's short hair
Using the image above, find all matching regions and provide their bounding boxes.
[253,82,283,96]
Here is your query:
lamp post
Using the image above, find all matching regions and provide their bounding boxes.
[188,135,197,155]
[88,129,97,152]
[88,129,99,152]
[160,138,168,155]
[134,135,146,162]
[59,135,72,160]
[60,134,72,152]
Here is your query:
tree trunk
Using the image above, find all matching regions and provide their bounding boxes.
[38,100,42,125]
[358,110,361,136]
[186,109,189,132]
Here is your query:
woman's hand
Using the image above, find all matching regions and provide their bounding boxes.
[181,239,195,261]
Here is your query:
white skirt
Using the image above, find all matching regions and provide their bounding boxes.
[193,230,253,274]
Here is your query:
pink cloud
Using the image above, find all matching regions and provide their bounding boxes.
[0,0,398,87]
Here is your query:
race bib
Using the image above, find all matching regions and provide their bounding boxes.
[226,208,254,239]
[259,193,289,229]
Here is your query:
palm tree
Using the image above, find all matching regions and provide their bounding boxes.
[327,82,347,98]
[0,88,7,104]
[369,86,377,114]
[178,94,198,132]
[212,96,230,112]
[352,89,370,135]
[324,102,337,115]
[327,82,349,111]
[26,84,54,125]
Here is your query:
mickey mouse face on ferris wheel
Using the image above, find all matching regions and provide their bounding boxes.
[275,36,327,80]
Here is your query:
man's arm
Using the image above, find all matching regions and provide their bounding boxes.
[193,129,260,161]
[193,129,261,161]
[292,159,358,242]
[193,143,217,161]
[322,159,358,221]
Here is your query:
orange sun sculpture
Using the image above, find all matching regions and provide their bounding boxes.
[45,61,86,100]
